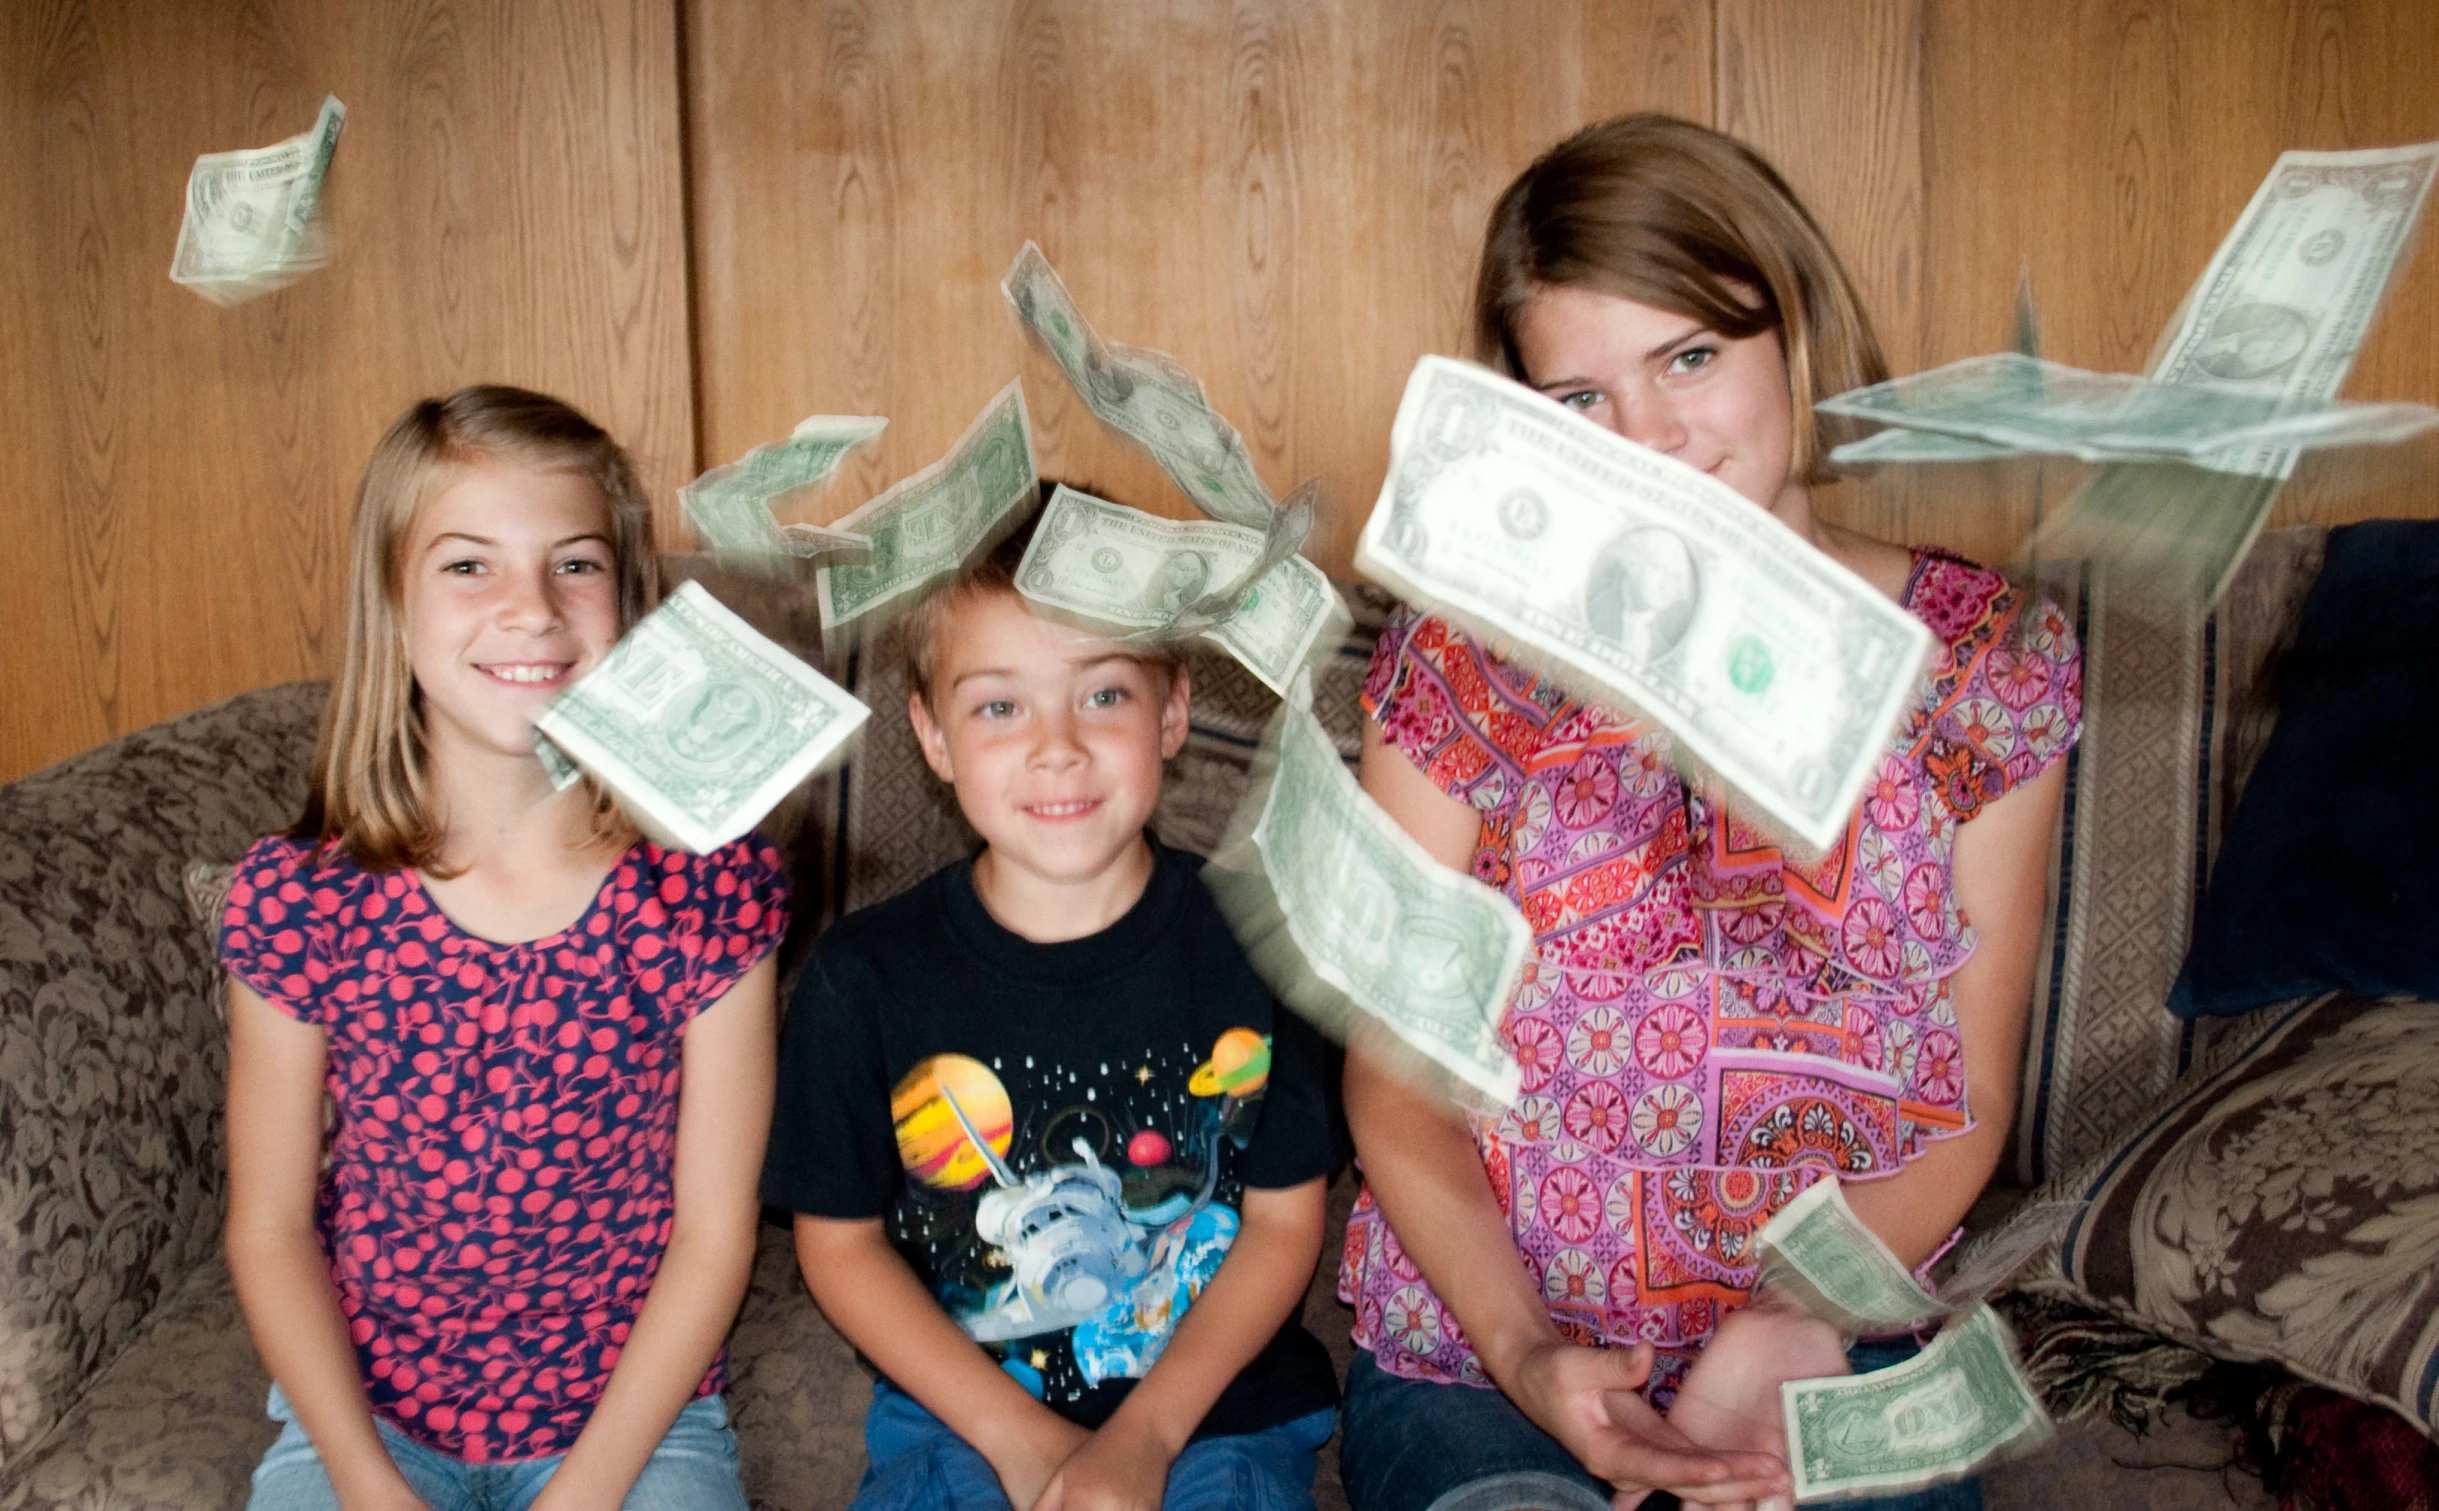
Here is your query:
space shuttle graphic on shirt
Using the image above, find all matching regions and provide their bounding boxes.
[893,1032,1269,1386]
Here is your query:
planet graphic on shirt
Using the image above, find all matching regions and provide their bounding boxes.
[1187,1028,1271,1098]
[891,1055,1013,1190]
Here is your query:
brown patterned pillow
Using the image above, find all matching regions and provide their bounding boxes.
[2008,992,2439,1435]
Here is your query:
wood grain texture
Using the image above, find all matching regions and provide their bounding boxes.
[683,0,1712,577]
[0,0,692,783]
[1717,0,1930,549]
[1909,0,2439,562]
[10,0,2439,781]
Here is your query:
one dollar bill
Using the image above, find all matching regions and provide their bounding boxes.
[537,580,871,853]
[1755,1178,1945,1338]
[1357,357,1934,851]
[682,414,886,561]
[816,381,1039,634]
[170,94,346,307]
[1004,242,1281,532]
[1784,1303,2049,1502]
[1818,351,2436,467]
[1015,485,1345,696]
[1205,669,1526,1105]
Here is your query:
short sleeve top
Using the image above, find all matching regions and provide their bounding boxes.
[220,834,789,1462]
[1337,548,2082,1389]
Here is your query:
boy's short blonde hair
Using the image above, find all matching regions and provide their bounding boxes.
[900,483,1183,709]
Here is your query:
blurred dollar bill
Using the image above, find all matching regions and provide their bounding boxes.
[816,381,1039,635]
[537,580,870,853]
[1206,669,1525,1106]
[1784,1303,2049,1502]
[1358,357,1933,852]
[1757,1179,1946,1338]
[170,95,346,307]
[1015,485,1345,695]
[1819,352,2436,465]
[535,732,581,792]
[1004,242,1288,534]
[681,415,886,563]
[1835,142,2439,606]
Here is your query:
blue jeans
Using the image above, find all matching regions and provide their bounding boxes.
[1340,1342,1985,1511]
[851,1376,1338,1511]
[247,1385,748,1511]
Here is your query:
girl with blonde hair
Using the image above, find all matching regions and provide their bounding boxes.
[1337,115,2082,1511]
[221,386,787,1510]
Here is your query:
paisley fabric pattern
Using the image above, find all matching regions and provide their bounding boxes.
[1343,550,2084,1386]
[220,833,788,1462]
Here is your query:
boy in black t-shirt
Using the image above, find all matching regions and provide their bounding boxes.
[763,511,1341,1511]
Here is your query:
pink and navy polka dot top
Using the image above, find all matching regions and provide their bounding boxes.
[220,833,788,1462]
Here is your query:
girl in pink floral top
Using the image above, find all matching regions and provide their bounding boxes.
[221,389,784,1511]
[1337,118,2080,1511]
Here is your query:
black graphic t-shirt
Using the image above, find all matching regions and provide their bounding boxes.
[762,836,1341,1437]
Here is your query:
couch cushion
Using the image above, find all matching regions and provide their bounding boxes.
[2008,529,2323,1184]
[0,681,324,1464]
[2170,520,2439,1017]
[0,1255,269,1510]
[2006,992,2439,1438]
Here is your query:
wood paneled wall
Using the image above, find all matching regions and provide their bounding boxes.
[1,0,692,781]
[6,0,2436,781]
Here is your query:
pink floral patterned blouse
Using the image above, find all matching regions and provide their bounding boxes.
[1340,549,2083,1391]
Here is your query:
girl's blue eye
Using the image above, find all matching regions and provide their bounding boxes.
[1669,346,1718,375]
[1087,687,1126,709]
[1558,389,1602,411]
[979,699,1016,719]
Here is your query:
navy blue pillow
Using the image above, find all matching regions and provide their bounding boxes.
[2169,520,2439,1018]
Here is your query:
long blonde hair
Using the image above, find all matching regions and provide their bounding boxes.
[1474,113,1888,482]
[295,386,656,871]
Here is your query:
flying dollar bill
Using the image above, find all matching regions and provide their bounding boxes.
[1205,669,1526,1105]
[170,94,346,307]
[1357,357,1935,851]
[537,580,871,853]
[1014,485,1345,695]
[816,380,1039,634]
[1004,242,1285,533]
[1818,352,2436,465]
[1834,142,2438,605]
[1784,1303,2050,1503]
[1755,1179,1946,1339]
[681,414,887,562]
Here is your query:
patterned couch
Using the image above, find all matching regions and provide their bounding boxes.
[0,535,2348,1508]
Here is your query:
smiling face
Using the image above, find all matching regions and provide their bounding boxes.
[1515,283,1807,527]
[909,589,1190,923]
[402,458,621,768]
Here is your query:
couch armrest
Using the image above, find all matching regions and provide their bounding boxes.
[0,682,323,1460]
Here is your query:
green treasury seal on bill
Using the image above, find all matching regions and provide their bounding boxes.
[536,580,871,853]
[1357,356,1934,851]
[816,380,1039,634]
[1205,669,1526,1105]
[1015,485,1343,696]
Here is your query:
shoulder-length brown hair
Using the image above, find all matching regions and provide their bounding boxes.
[1474,112,1887,482]
[294,385,657,871]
